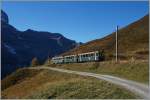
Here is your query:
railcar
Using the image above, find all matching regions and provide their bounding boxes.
[78,51,99,62]
[51,51,104,64]
[51,56,63,64]
[64,55,77,63]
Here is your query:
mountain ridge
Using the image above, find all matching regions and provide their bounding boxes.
[1,10,78,79]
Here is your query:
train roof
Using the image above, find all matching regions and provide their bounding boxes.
[51,51,99,59]
[64,54,77,57]
[78,51,99,55]
[52,56,63,59]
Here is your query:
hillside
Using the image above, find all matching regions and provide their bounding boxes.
[1,10,78,79]
[49,60,148,84]
[2,68,138,99]
[62,14,149,60]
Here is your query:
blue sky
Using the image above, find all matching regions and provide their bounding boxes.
[2,1,149,43]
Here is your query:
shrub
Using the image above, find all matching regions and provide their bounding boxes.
[31,57,39,67]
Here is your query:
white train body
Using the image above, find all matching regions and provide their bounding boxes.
[51,51,104,64]
[51,56,63,64]
[64,55,77,63]
[78,51,99,62]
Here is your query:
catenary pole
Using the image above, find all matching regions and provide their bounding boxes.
[116,25,118,62]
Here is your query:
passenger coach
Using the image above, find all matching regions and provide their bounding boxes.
[51,51,104,64]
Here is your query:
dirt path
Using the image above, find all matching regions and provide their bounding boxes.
[29,66,149,99]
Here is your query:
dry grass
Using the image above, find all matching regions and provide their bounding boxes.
[1,68,43,91]
[2,69,82,99]
[2,68,139,99]
[48,60,149,84]
[26,78,138,99]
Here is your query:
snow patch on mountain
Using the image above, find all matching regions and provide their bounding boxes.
[4,43,17,54]
[50,36,63,46]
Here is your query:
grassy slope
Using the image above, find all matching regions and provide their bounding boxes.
[48,60,149,84]
[61,14,149,60]
[2,68,139,99]
[1,68,43,91]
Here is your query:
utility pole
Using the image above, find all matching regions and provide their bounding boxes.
[116,25,118,62]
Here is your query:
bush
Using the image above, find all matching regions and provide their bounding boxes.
[31,57,39,67]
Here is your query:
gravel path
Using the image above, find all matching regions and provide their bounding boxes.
[29,66,149,99]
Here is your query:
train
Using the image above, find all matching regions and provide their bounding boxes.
[51,50,105,64]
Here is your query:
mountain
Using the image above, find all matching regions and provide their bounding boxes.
[1,10,78,79]
[62,14,149,60]
[1,10,9,23]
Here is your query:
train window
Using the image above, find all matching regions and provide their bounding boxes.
[86,54,88,57]
[96,53,99,56]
